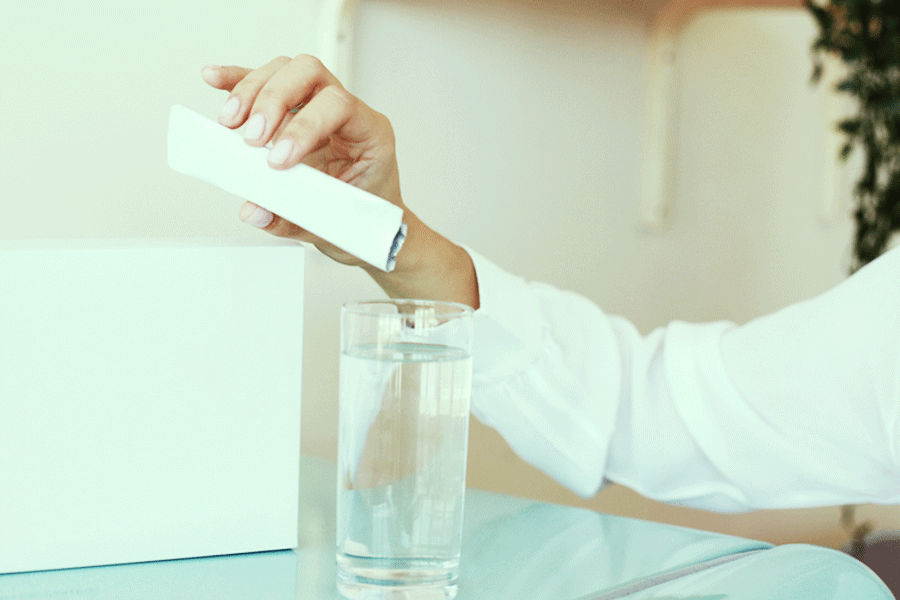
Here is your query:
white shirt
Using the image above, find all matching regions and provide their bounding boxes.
[467,245,900,512]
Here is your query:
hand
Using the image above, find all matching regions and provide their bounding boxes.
[201,55,402,268]
[202,55,479,309]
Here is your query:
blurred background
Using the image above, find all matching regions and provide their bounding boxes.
[2,0,896,551]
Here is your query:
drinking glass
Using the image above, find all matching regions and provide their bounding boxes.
[336,299,474,599]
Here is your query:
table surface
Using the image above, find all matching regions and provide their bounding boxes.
[0,456,891,600]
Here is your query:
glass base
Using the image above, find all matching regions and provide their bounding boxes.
[336,554,458,600]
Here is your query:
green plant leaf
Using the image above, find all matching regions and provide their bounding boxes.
[808,0,900,268]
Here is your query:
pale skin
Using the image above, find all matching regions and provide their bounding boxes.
[202,55,473,489]
[201,54,479,310]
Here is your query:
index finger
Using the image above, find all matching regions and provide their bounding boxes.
[201,64,253,92]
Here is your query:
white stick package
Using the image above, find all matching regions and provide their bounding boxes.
[167,105,406,271]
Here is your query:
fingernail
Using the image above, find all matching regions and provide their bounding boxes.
[219,96,240,122]
[243,113,266,142]
[268,139,294,166]
[239,203,275,228]
[202,65,221,84]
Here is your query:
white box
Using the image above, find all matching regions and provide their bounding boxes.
[0,239,305,574]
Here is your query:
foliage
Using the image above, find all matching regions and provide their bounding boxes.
[806,0,900,269]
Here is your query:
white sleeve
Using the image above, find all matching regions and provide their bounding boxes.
[466,246,900,512]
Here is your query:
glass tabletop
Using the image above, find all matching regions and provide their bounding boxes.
[0,456,890,600]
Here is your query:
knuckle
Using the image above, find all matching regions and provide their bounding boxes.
[289,113,316,132]
[323,85,356,115]
[286,114,321,143]
[255,86,291,111]
[231,57,292,102]
[228,76,254,97]
[231,75,267,101]
[293,53,325,73]
[374,111,396,141]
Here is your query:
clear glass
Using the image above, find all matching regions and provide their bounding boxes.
[336,299,474,600]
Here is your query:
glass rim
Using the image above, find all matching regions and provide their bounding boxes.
[342,298,474,318]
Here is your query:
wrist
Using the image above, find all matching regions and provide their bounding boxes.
[363,211,479,309]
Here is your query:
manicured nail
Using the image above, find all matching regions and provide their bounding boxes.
[219,96,240,122]
[239,203,274,228]
[243,113,266,142]
[202,65,221,84]
[268,139,294,166]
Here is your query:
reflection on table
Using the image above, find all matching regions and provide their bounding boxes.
[0,456,891,600]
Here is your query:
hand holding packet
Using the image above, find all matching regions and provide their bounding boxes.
[167,105,406,271]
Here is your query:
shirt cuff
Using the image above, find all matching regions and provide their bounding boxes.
[463,246,544,387]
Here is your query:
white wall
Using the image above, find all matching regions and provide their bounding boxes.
[347,0,890,547]
[0,0,380,497]
[3,0,895,547]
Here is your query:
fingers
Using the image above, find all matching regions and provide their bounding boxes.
[237,202,362,267]
[201,64,253,91]
[266,85,357,169]
[219,55,342,147]
[206,55,367,171]
[214,56,293,127]
[239,202,310,241]
[238,202,275,229]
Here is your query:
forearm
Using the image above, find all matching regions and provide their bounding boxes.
[363,211,480,309]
